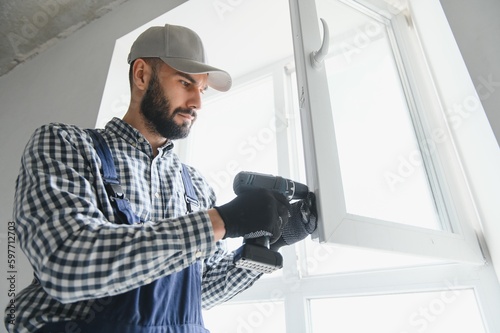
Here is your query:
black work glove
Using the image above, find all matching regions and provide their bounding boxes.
[270,192,317,251]
[215,189,290,242]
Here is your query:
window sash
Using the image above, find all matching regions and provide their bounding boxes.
[288,0,485,264]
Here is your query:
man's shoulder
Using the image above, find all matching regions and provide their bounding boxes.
[30,122,98,141]
[26,122,96,153]
[34,122,87,135]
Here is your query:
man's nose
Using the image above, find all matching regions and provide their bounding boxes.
[187,89,202,111]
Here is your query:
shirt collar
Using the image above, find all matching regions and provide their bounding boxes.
[105,117,174,157]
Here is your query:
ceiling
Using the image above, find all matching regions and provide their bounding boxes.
[0,0,294,80]
[0,0,127,78]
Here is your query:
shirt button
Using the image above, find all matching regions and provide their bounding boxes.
[195,250,202,259]
[144,277,153,285]
[138,137,145,143]
[154,192,161,199]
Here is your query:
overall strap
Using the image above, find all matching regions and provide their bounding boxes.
[86,129,140,225]
[181,164,199,213]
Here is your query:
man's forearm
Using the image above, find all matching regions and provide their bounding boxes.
[208,208,226,241]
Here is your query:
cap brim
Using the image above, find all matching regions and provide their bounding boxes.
[160,57,232,92]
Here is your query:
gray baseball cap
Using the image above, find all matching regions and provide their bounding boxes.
[128,24,232,92]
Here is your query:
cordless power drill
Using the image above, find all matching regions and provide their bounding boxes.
[232,171,309,274]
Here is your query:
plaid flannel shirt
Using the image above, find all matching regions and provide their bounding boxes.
[5,118,261,333]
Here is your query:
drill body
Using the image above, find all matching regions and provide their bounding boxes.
[232,171,309,273]
[233,171,308,201]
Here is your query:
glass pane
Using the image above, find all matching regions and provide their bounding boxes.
[170,0,295,279]
[203,301,286,333]
[188,77,284,280]
[186,77,279,205]
[316,0,441,230]
[310,290,486,333]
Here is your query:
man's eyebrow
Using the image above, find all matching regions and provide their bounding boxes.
[175,71,208,91]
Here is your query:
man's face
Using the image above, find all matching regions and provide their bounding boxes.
[140,62,208,140]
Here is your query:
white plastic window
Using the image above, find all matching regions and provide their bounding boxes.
[96,0,500,332]
[289,0,484,263]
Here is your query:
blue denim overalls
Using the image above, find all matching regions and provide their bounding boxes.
[36,130,208,333]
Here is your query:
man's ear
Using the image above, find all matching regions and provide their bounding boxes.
[131,59,152,91]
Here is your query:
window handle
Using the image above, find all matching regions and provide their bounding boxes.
[310,18,330,70]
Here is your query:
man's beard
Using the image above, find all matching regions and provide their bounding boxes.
[140,69,196,140]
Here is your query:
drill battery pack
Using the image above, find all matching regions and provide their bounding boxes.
[233,243,283,274]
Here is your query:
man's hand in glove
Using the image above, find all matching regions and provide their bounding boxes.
[270,192,317,251]
[214,189,290,242]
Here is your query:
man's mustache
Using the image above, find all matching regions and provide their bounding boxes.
[174,108,197,119]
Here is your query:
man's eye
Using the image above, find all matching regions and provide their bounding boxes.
[180,80,190,87]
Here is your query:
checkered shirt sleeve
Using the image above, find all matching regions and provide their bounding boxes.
[6,120,261,333]
[202,241,262,309]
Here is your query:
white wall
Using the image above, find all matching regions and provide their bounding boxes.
[0,0,498,331]
[440,0,500,146]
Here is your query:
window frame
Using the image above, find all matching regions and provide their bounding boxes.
[227,259,500,333]
[95,0,500,331]
[288,0,486,264]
